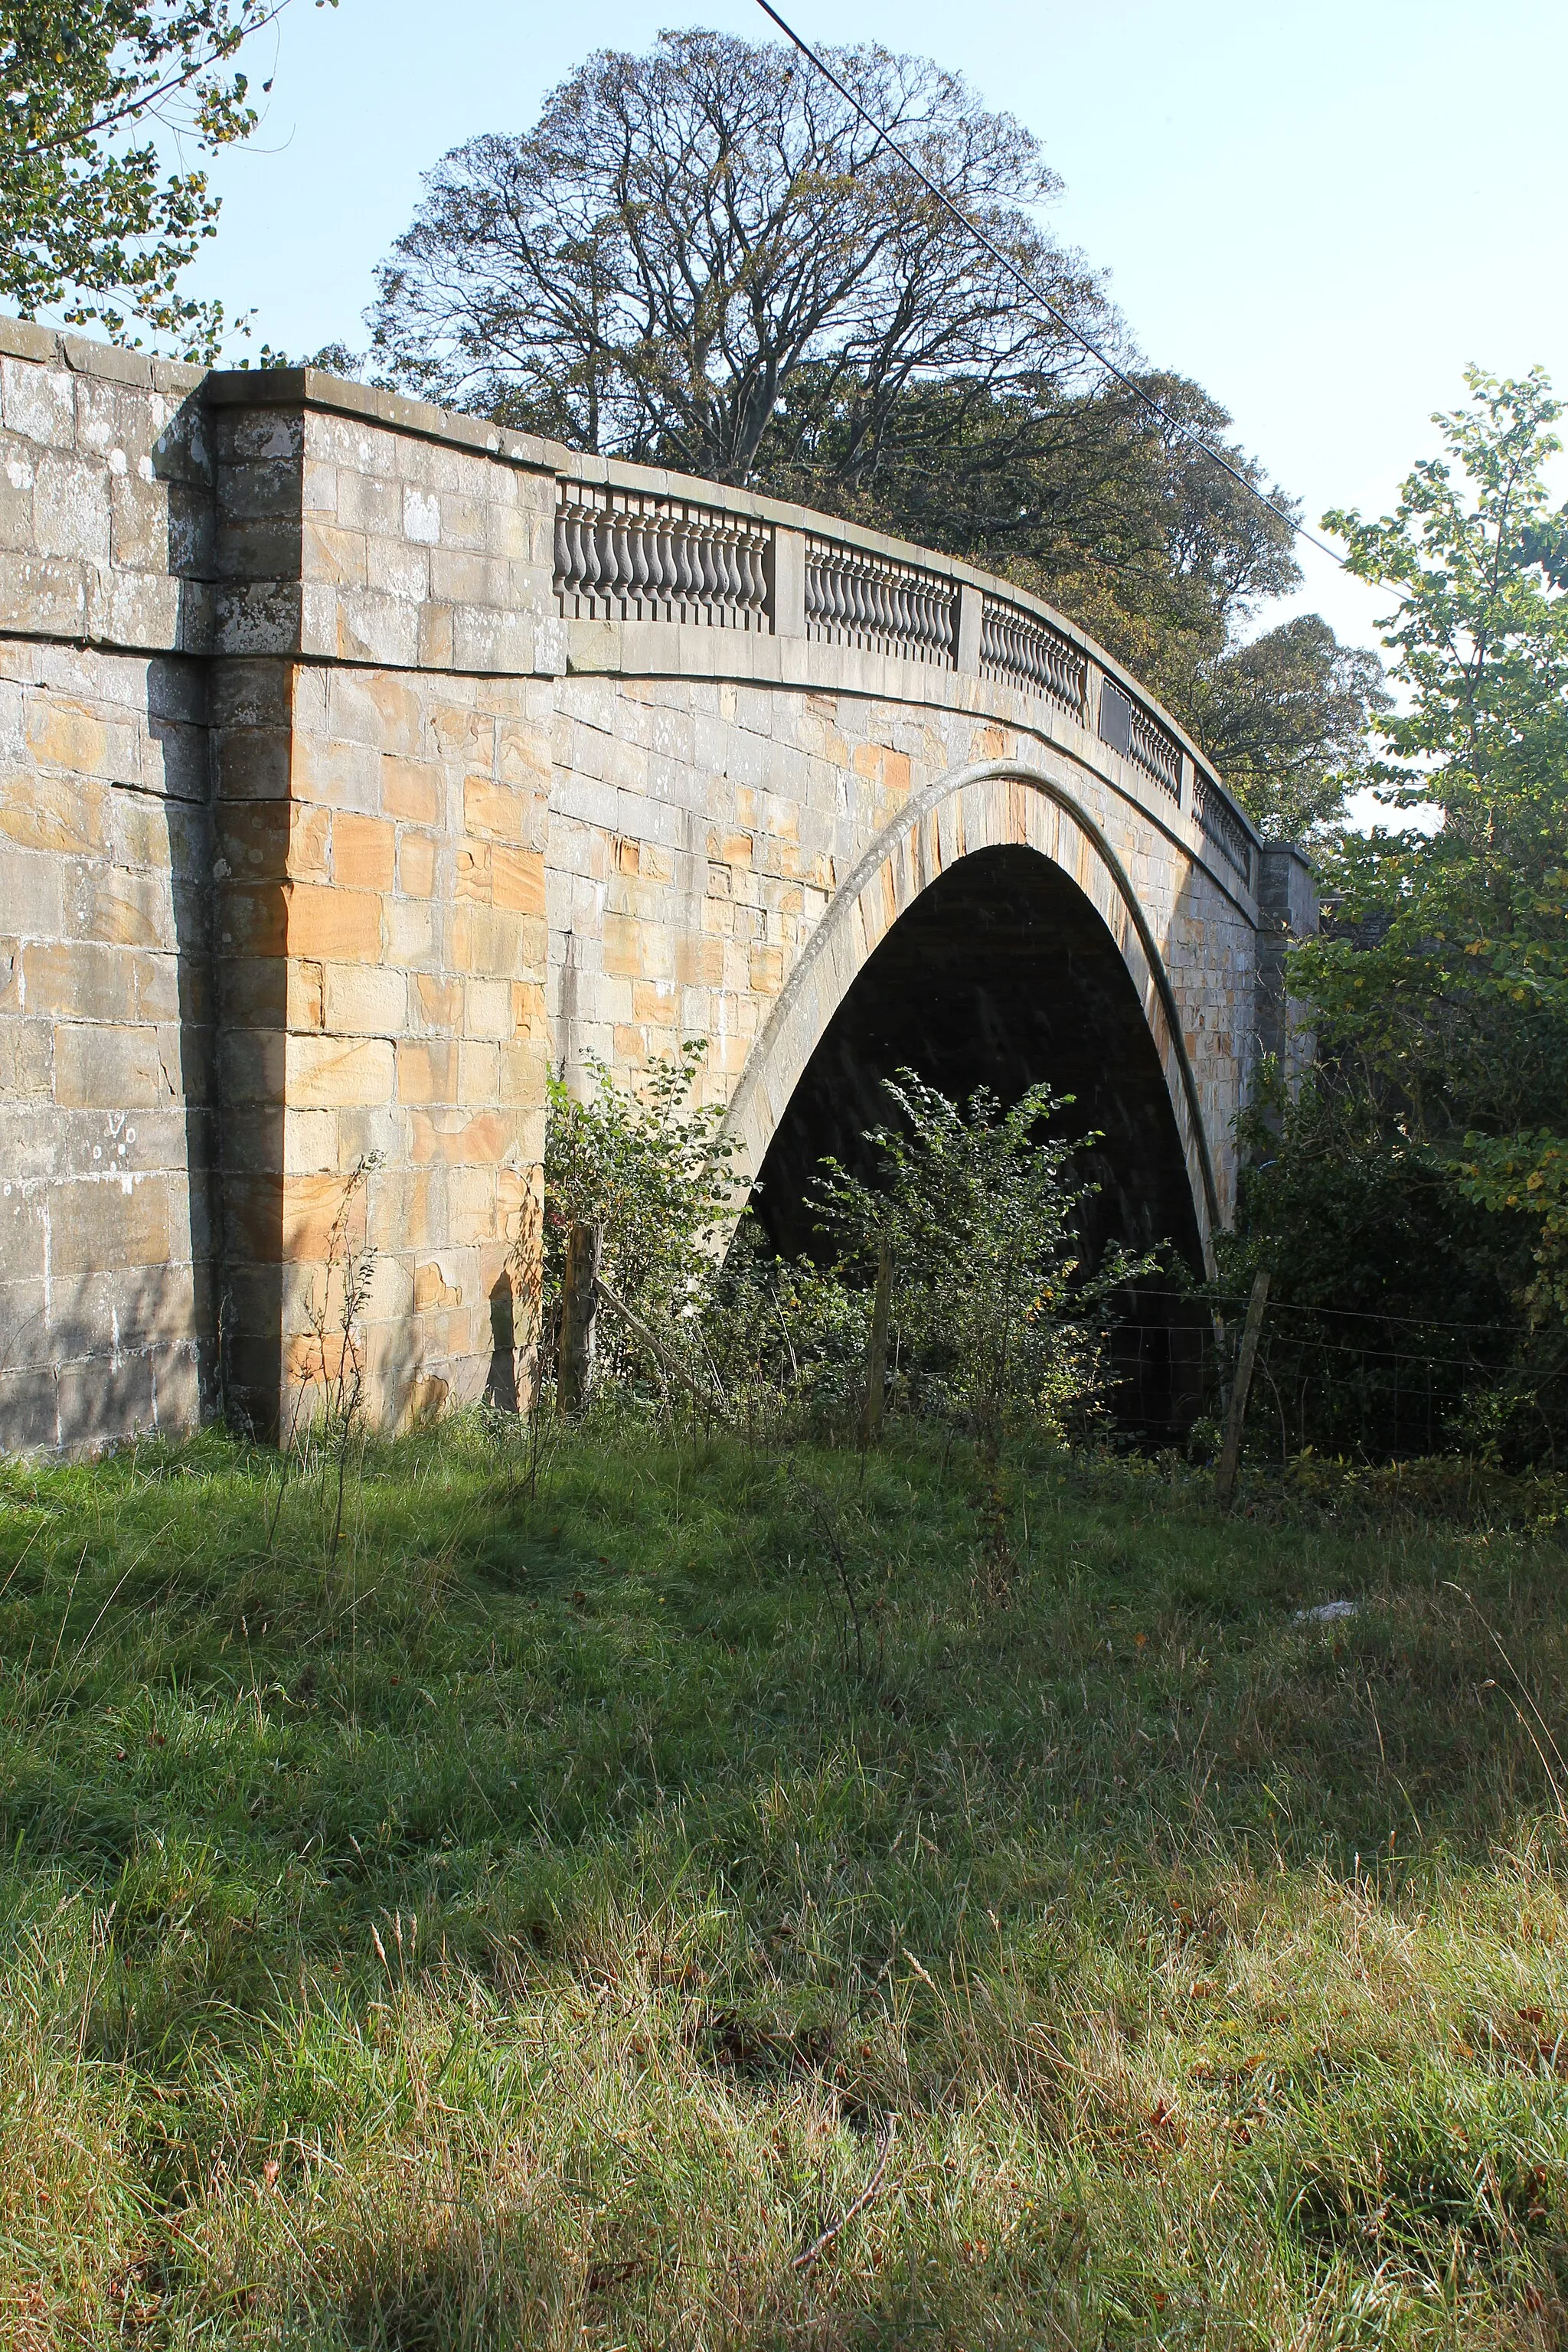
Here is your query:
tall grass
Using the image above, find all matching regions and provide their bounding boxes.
[3,1421,1568,2346]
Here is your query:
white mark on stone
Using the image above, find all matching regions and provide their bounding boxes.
[403,488,440,545]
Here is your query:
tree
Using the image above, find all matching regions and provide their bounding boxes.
[807,1073,1151,1454]
[1187,616,1388,842]
[371,28,1379,835]
[1305,369,1568,1145]
[747,360,1387,833]
[0,0,332,358]
[370,28,1115,485]
[1235,371,1568,1456]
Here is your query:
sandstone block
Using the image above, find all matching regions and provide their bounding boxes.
[451,901,527,978]
[302,519,368,589]
[287,959,325,1031]
[456,842,491,903]
[334,588,421,669]
[332,811,395,892]
[57,1354,157,1449]
[383,756,442,825]
[413,1256,464,1312]
[2,360,75,448]
[0,1366,58,1451]
[490,844,545,916]
[0,841,65,936]
[408,1108,508,1168]
[51,1171,172,1273]
[413,972,461,1031]
[384,897,438,969]
[397,1039,459,1105]
[463,978,511,1040]
[54,1021,169,1109]
[462,773,525,841]
[0,1018,54,1097]
[77,864,172,952]
[458,1040,500,1104]
[323,962,407,1036]
[285,880,381,963]
[398,831,437,897]
[287,1034,396,1110]
[23,941,137,1024]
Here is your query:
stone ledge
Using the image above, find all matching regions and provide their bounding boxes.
[0,315,61,365]
[204,365,559,475]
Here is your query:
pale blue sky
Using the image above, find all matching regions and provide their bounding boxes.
[181,0,1568,663]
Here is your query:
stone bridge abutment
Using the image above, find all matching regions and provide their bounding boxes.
[0,320,1314,1449]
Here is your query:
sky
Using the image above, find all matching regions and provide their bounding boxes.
[180,0,1568,669]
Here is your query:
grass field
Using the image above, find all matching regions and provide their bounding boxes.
[4,1420,1568,2348]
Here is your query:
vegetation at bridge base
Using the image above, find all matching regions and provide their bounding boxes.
[8,1416,1568,2347]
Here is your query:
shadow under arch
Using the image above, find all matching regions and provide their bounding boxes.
[723,763,1220,1437]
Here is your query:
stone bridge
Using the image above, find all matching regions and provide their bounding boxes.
[0,320,1314,1449]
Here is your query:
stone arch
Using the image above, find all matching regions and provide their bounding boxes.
[722,757,1222,1271]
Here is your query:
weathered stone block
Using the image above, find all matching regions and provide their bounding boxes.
[2,359,75,447]
[332,812,395,891]
[383,756,442,825]
[285,881,381,962]
[287,1033,396,1109]
[51,1172,172,1273]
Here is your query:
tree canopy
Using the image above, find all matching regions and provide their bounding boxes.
[0,0,331,357]
[1232,371,1568,1455]
[371,28,1115,485]
[371,29,1380,835]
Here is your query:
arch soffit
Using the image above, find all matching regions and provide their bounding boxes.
[723,756,1222,1250]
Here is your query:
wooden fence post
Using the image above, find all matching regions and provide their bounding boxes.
[1215,1269,1269,1508]
[557,1222,602,1412]
[858,1239,893,1448]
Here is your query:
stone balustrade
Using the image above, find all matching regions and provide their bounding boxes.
[553,486,769,629]
[550,452,1255,891]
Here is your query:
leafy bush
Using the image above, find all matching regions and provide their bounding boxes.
[542,1044,739,1398]
[542,1060,1146,1450]
[799,1073,1152,1452]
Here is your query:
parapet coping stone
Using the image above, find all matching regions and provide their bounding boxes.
[0,312,204,396]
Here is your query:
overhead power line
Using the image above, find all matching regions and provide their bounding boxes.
[753,0,1351,573]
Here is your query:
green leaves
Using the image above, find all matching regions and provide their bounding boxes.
[807,1071,1154,1450]
[544,1043,741,1384]
[1302,369,1568,1155]
[0,0,335,358]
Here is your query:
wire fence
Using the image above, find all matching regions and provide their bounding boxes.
[1108,1285,1568,1463]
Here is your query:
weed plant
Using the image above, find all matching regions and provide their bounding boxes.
[3,1423,1568,2347]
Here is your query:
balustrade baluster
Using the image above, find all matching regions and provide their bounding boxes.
[652,521,674,615]
[563,514,586,607]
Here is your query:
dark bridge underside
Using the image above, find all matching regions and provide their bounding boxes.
[751,845,1207,1438]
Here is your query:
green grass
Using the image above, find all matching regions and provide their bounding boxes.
[4,1420,1568,2347]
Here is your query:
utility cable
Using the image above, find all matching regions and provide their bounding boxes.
[753,0,1351,573]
